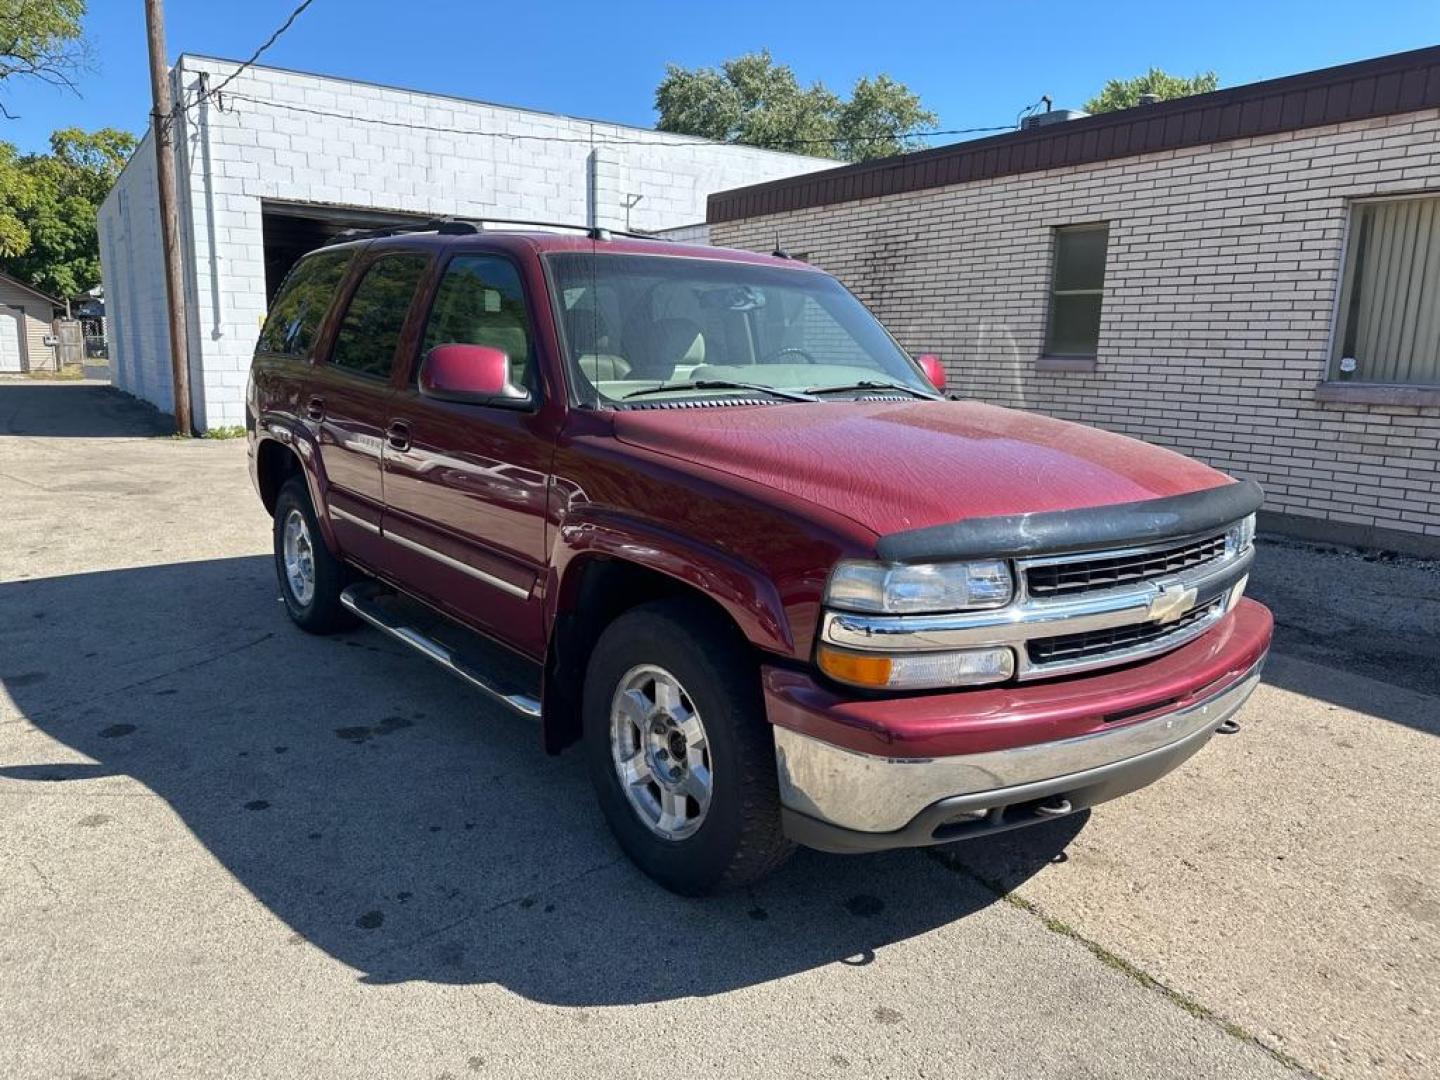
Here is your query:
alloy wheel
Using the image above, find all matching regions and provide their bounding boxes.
[609,664,713,841]
[282,507,316,607]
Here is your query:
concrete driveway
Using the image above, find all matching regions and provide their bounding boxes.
[1,383,1436,1080]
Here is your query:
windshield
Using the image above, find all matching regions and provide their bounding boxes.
[546,252,935,405]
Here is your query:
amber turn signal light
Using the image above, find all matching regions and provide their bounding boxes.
[817,645,894,688]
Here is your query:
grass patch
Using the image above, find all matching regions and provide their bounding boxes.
[202,425,247,440]
[27,365,85,380]
[922,849,1316,1076]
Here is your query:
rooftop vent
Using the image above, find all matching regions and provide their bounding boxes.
[1020,108,1089,131]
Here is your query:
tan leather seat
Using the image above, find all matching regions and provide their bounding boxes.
[579,354,631,381]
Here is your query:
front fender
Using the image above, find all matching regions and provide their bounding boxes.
[547,506,795,657]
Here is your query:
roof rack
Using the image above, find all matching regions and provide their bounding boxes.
[329,216,670,245]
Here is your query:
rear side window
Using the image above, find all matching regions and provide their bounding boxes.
[420,256,535,390]
[329,253,430,380]
[257,251,351,358]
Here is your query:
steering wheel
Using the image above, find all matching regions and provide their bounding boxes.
[762,346,817,364]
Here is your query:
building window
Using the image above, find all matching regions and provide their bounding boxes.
[1334,196,1440,386]
[1045,224,1109,359]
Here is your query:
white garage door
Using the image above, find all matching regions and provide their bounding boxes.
[0,309,22,373]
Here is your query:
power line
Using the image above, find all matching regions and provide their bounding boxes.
[210,91,1015,151]
[189,0,316,111]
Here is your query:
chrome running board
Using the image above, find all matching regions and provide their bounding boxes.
[340,581,542,719]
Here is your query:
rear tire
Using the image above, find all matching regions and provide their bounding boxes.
[272,475,355,635]
[583,599,794,895]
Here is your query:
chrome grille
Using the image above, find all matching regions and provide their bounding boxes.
[1024,533,1228,598]
[1027,599,1224,666]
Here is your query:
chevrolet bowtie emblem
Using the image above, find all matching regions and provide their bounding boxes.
[1147,583,1198,625]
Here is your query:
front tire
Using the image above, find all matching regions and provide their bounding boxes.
[583,599,794,895]
[272,475,355,634]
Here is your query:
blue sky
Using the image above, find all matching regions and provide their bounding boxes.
[2,0,1438,154]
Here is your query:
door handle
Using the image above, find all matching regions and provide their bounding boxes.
[386,420,412,452]
[305,396,325,422]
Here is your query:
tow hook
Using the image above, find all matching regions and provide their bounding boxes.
[1215,717,1242,735]
[1035,797,1072,818]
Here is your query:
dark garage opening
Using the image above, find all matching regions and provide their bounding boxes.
[261,201,433,300]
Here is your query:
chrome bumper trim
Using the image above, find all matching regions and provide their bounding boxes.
[822,544,1252,680]
[773,659,1264,834]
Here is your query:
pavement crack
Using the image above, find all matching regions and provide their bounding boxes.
[27,858,60,902]
[0,469,47,490]
[921,849,1320,1078]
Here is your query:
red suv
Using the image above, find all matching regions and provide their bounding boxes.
[246,221,1271,895]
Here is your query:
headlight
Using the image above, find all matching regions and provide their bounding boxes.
[1225,513,1256,556]
[825,559,1013,614]
[817,644,1015,690]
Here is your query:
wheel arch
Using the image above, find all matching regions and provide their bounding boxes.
[541,527,792,755]
[255,436,302,516]
[253,427,340,554]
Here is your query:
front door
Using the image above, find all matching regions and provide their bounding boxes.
[381,253,552,657]
[313,251,431,561]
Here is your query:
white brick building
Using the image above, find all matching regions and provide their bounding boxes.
[98,55,829,429]
[709,46,1440,556]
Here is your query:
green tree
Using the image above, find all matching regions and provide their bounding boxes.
[835,74,938,161]
[0,0,89,118]
[656,51,936,162]
[0,140,35,256]
[1084,68,1220,114]
[0,126,136,296]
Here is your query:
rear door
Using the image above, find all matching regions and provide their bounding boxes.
[312,251,431,559]
[381,252,553,656]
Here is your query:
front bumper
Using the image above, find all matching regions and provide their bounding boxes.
[766,599,1272,853]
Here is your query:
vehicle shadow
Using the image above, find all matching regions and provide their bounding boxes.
[0,383,173,437]
[0,555,1082,1004]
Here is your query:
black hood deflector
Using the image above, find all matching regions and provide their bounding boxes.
[875,480,1264,564]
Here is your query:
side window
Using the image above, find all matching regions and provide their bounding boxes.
[1045,224,1109,358]
[420,256,535,390]
[329,253,430,380]
[257,251,351,358]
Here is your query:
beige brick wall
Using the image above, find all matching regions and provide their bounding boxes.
[712,111,1440,550]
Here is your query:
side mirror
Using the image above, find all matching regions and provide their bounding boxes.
[916,353,947,394]
[419,344,531,406]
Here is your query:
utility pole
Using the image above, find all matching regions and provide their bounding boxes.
[144,0,193,435]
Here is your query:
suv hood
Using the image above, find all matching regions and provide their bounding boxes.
[612,400,1232,538]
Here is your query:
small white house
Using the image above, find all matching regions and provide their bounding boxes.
[98,55,830,429]
[0,270,62,374]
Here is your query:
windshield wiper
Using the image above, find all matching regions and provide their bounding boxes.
[803,380,940,399]
[622,379,818,403]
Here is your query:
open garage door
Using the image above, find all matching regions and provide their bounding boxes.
[261,201,434,301]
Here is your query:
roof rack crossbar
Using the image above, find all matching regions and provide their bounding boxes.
[332,217,479,243]
[457,216,669,242]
